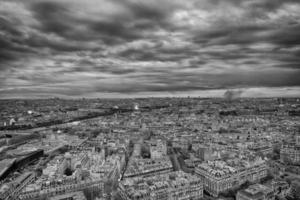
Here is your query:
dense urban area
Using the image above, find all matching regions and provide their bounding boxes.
[0,97,299,200]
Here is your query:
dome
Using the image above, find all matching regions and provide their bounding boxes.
[65,152,71,159]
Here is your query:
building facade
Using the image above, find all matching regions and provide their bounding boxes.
[236,184,275,200]
[280,145,300,165]
[195,159,268,197]
[119,171,203,200]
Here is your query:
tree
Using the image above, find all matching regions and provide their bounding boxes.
[260,172,274,184]
[289,181,300,200]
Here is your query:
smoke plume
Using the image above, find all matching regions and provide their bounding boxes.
[224,90,244,101]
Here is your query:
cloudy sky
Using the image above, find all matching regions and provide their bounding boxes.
[0,0,300,98]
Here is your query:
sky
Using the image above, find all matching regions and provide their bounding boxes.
[0,0,300,98]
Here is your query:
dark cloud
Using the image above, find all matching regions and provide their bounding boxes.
[0,16,25,64]
[194,24,273,46]
[128,2,168,20]
[117,46,197,62]
[29,1,75,39]
[60,58,137,75]
[0,0,300,97]
[28,0,176,45]
[249,0,300,12]
[89,21,141,45]
[0,34,36,69]
[0,16,23,37]
[269,24,300,46]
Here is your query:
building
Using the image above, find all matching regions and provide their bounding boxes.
[248,144,272,156]
[0,158,16,181]
[1,172,35,200]
[196,145,220,161]
[271,179,290,198]
[280,145,300,165]
[132,143,142,158]
[124,157,173,178]
[15,149,44,170]
[172,139,189,150]
[149,139,167,159]
[195,157,268,197]
[119,171,203,200]
[49,191,86,200]
[236,184,275,200]
[19,179,104,200]
[19,149,108,200]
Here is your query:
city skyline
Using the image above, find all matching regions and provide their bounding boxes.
[1,0,300,98]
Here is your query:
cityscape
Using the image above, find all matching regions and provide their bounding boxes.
[1,0,300,200]
[0,97,299,200]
